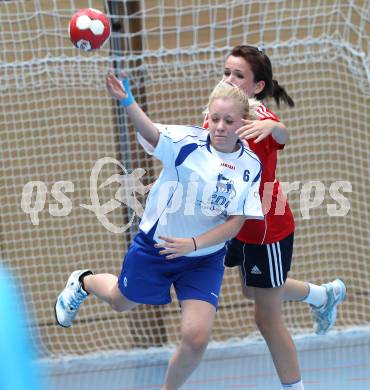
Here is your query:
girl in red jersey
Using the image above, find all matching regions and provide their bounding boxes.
[203,45,346,390]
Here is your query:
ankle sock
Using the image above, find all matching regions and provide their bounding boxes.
[79,270,93,294]
[302,283,327,307]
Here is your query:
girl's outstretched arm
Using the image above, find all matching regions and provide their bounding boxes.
[106,71,160,148]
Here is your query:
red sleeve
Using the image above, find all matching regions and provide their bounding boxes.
[256,103,279,122]
[257,104,285,151]
[268,135,285,150]
[256,103,285,150]
[254,134,284,155]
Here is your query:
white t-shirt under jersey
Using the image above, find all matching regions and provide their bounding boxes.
[138,124,263,256]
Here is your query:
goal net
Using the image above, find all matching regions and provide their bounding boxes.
[0,0,369,383]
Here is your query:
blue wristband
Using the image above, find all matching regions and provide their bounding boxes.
[120,77,134,107]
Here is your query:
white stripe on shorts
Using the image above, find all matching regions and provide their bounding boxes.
[276,242,284,285]
[267,244,276,287]
[267,243,283,287]
[272,243,282,286]
[242,242,247,282]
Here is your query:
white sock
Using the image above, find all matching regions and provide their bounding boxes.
[302,283,327,307]
[282,379,304,389]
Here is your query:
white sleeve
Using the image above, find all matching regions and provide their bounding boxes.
[228,164,263,218]
[138,123,200,167]
[243,172,264,219]
[136,123,169,156]
[136,124,176,167]
[137,132,155,155]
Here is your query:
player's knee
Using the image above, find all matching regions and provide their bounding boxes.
[182,325,210,353]
[255,309,282,335]
[110,294,133,312]
[110,300,125,312]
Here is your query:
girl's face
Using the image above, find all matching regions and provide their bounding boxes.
[208,97,244,153]
[223,55,264,98]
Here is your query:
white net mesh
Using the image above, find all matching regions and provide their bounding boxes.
[0,0,369,364]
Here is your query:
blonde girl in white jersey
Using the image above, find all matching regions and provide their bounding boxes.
[55,75,263,390]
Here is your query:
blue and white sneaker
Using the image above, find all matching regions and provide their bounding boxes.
[55,269,92,328]
[311,278,347,335]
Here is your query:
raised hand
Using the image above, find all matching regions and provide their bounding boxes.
[235,118,276,143]
[106,71,127,100]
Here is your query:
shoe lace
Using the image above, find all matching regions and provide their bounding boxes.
[68,288,86,310]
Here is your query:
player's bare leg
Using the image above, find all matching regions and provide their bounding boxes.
[241,270,346,335]
[162,299,215,390]
[83,273,138,312]
[241,272,315,302]
[253,286,303,388]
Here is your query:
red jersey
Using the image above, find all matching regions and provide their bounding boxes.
[203,103,295,244]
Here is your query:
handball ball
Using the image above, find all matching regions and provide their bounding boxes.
[69,8,111,51]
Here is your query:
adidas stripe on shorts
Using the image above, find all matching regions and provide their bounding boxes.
[224,233,294,288]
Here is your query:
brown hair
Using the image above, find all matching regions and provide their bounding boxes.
[229,45,294,108]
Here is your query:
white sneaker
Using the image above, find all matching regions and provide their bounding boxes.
[311,278,347,335]
[55,269,92,328]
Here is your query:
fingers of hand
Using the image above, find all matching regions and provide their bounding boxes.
[106,74,119,90]
[254,133,268,143]
[158,248,176,256]
[154,236,189,259]
[107,72,116,82]
[158,235,175,243]
[243,130,261,139]
[155,237,177,255]
[106,74,113,86]
[235,124,254,135]
[156,246,181,258]
[154,241,169,250]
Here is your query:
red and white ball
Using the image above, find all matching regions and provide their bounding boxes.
[69,8,111,51]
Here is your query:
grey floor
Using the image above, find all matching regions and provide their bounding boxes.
[46,329,370,390]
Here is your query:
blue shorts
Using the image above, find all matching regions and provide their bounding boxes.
[118,230,225,309]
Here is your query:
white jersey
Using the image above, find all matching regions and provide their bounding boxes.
[139,124,263,256]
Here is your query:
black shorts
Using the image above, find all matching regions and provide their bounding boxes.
[224,233,294,288]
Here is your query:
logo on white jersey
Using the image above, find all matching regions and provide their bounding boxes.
[208,173,236,212]
[251,265,262,275]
